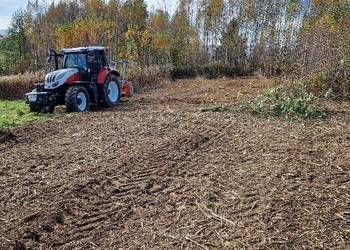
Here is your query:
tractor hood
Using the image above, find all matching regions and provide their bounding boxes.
[44,68,79,89]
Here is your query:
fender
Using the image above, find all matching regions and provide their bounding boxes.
[64,72,80,85]
[110,69,120,78]
[97,68,109,84]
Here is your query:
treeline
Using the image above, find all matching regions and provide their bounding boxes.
[1,0,350,95]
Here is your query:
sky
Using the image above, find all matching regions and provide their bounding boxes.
[0,0,177,30]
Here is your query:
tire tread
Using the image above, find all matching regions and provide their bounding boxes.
[65,86,90,112]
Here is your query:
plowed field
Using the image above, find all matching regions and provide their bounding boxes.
[0,78,349,249]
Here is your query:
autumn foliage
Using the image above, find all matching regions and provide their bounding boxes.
[0,0,350,98]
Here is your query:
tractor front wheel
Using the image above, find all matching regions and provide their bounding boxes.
[29,103,41,113]
[101,76,121,107]
[65,86,90,112]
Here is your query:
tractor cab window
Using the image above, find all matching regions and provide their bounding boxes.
[87,52,99,72]
[64,53,87,70]
[100,51,108,67]
[87,50,107,72]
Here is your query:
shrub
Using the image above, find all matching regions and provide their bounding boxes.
[170,63,253,80]
[170,66,197,80]
[306,61,350,99]
[250,82,326,119]
[131,65,169,92]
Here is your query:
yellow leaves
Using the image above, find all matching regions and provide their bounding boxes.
[55,17,118,48]
[207,0,224,17]
[125,28,137,40]
[118,27,155,62]
[320,14,337,33]
[153,32,169,51]
[141,28,152,48]
[150,13,168,32]
[313,0,324,7]
[86,0,105,13]
[304,1,348,34]
[203,0,224,29]
[125,27,153,49]
[312,0,347,7]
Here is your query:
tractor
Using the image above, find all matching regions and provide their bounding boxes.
[26,47,134,113]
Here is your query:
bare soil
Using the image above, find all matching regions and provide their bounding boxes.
[0,78,349,249]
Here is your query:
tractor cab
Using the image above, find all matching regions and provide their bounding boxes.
[61,47,109,82]
[26,46,134,113]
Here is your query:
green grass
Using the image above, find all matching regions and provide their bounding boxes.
[0,100,54,131]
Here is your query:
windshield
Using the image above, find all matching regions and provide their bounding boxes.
[63,53,87,69]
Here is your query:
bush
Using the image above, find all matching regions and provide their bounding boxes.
[170,63,253,80]
[132,65,168,92]
[306,61,350,99]
[197,63,245,79]
[250,82,326,119]
[170,66,197,80]
[0,71,45,100]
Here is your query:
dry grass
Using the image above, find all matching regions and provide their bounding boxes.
[0,67,168,100]
[0,71,45,100]
[132,66,169,93]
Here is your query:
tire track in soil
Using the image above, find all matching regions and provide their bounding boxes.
[1,78,349,249]
[49,125,222,248]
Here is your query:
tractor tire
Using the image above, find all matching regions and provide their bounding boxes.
[65,86,90,113]
[29,103,41,113]
[101,76,121,107]
[28,89,41,113]
[42,105,55,114]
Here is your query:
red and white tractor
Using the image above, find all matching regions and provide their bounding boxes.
[26,47,134,113]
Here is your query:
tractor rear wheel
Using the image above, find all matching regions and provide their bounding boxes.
[101,76,121,107]
[65,86,90,112]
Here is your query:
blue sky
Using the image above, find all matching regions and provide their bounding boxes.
[0,0,177,30]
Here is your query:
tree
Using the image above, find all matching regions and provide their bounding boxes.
[218,19,247,68]
[8,10,27,58]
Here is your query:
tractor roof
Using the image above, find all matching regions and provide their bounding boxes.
[62,46,106,53]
